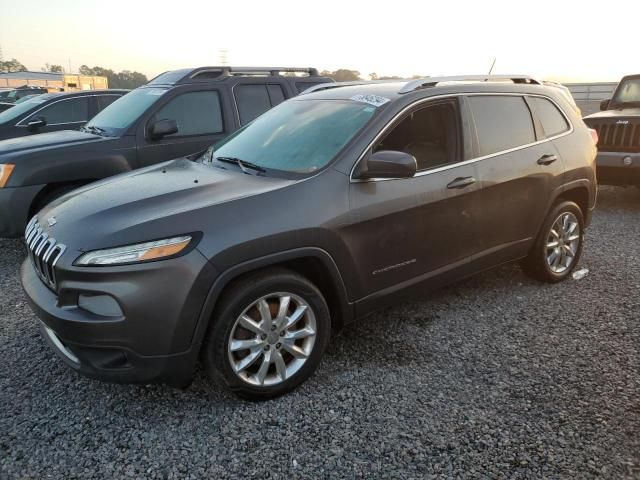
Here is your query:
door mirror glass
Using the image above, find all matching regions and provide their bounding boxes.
[600,98,610,111]
[149,118,178,140]
[27,116,46,131]
[354,150,417,180]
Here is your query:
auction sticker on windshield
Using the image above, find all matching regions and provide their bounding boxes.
[350,94,390,107]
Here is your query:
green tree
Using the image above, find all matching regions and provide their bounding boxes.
[78,65,148,89]
[0,58,27,73]
[42,63,64,73]
[320,69,361,82]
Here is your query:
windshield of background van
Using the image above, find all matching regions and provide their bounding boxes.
[213,99,376,174]
[613,78,640,106]
[85,87,168,135]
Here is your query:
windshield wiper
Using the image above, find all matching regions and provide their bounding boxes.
[215,156,266,174]
[82,125,108,136]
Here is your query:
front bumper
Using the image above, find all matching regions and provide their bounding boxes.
[0,184,45,237]
[21,248,217,387]
[596,151,640,186]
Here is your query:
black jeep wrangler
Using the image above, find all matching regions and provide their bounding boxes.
[0,66,332,237]
[583,74,640,186]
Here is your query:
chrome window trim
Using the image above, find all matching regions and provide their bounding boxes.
[16,94,121,127]
[349,92,574,183]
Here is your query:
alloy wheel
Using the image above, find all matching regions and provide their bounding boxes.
[545,212,580,274]
[227,292,317,386]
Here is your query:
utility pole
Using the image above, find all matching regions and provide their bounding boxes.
[219,49,228,66]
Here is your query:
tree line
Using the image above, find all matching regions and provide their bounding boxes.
[0,58,148,89]
[320,69,426,81]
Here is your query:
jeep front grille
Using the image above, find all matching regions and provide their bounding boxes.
[24,217,66,290]
[589,120,640,152]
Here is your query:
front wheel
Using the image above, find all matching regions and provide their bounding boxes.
[521,200,584,283]
[202,269,331,400]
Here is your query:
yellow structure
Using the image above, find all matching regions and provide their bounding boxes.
[0,71,108,92]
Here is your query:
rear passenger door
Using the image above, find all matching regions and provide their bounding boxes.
[136,89,227,167]
[233,81,287,126]
[468,94,565,265]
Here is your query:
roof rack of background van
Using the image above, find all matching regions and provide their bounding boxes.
[148,67,321,86]
[398,75,541,94]
[300,79,406,95]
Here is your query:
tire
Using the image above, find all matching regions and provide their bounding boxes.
[202,268,331,400]
[521,200,584,283]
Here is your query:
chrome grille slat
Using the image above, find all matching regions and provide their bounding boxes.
[24,218,66,291]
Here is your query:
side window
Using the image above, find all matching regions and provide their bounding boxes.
[267,84,285,106]
[468,96,536,156]
[153,91,223,137]
[528,96,569,138]
[34,97,89,124]
[373,100,459,171]
[97,95,121,112]
[235,84,272,125]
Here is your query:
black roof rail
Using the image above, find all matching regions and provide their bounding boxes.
[147,67,321,86]
[183,66,319,82]
[398,75,541,94]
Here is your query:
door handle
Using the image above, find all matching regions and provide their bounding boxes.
[537,154,558,166]
[446,176,476,189]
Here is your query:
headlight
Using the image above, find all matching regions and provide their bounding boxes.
[0,164,15,188]
[75,235,192,266]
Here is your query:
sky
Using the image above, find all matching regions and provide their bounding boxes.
[0,0,637,83]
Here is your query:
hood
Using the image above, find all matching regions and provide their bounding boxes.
[0,129,106,156]
[38,158,295,252]
[584,108,640,122]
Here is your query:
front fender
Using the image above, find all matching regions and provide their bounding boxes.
[189,247,353,348]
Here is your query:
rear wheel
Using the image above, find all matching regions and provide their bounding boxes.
[202,269,331,400]
[521,200,584,283]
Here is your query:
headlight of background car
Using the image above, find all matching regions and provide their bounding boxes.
[75,236,192,266]
[0,164,15,188]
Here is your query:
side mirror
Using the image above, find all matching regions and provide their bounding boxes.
[27,117,46,131]
[600,98,610,111]
[149,119,178,140]
[353,150,417,180]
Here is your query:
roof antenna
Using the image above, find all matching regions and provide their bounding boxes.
[488,57,497,75]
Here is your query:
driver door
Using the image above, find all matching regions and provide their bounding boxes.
[344,98,483,307]
[136,89,228,167]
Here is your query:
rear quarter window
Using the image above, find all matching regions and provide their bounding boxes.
[468,96,536,156]
[528,96,569,138]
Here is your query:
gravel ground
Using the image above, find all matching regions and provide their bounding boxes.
[1,187,639,479]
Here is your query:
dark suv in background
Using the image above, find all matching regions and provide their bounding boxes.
[583,74,640,186]
[0,66,332,237]
[0,90,128,139]
[21,75,597,400]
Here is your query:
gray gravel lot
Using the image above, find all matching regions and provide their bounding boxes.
[1,187,639,479]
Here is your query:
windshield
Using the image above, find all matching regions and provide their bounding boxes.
[612,78,640,106]
[0,95,50,124]
[213,99,377,175]
[85,87,168,135]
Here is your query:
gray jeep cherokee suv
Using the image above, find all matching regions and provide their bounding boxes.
[21,75,597,399]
